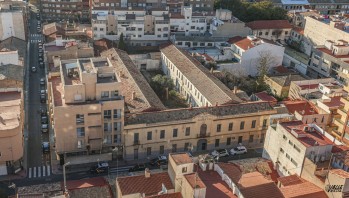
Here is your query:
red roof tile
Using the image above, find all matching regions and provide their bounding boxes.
[330,169,349,178]
[201,53,214,62]
[217,162,242,184]
[318,47,349,58]
[246,20,292,30]
[233,38,255,50]
[65,177,109,190]
[117,172,174,196]
[273,65,292,74]
[184,173,206,189]
[255,92,277,103]
[227,36,244,44]
[280,121,334,147]
[279,176,327,198]
[278,175,303,187]
[332,145,349,153]
[146,192,183,198]
[299,84,319,90]
[293,27,304,35]
[170,153,193,165]
[283,100,318,115]
[323,96,344,108]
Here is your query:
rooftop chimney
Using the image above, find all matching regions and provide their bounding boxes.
[145,168,150,178]
[233,86,238,94]
[132,91,136,100]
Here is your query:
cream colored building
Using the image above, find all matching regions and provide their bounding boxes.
[0,91,23,175]
[246,20,292,41]
[0,9,26,41]
[123,102,275,160]
[48,57,125,163]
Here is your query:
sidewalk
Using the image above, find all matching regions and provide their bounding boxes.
[0,170,27,182]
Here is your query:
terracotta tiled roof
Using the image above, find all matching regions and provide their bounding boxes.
[323,96,344,108]
[146,192,182,198]
[238,172,285,198]
[170,13,184,19]
[227,36,244,44]
[283,100,318,115]
[293,27,304,35]
[184,173,206,189]
[117,172,174,196]
[280,121,334,147]
[233,38,255,50]
[273,65,293,74]
[125,102,275,125]
[101,48,166,113]
[246,20,292,30]
[160,44,242,105]
[279,176,327,198]
[170,153,193,165]
[255,92,277,103]
[330,169,349,178]
[332,145,349,153]
[277,175,303,187]
[217,163,242,184]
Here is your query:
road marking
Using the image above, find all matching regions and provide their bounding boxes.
[47,165,51,176]
[43,166,46,177]
[28,168,32,178]
[38,166,41,177]
[33,167,36,178]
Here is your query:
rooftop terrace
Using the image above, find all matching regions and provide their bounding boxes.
[0,91,21,131]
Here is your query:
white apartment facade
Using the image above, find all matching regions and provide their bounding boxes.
[92,9,170,45]
[263,121,339,177]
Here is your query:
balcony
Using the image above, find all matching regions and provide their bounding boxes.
[332,129,342,138]
[197,133,210,138]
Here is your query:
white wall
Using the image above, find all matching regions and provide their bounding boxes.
[0,12,25,41]
[0,51,19,65]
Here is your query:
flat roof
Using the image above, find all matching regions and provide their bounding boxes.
[283,100,318,115]
[49,76,64,106]
[0,91,21,131]
[170,153,193,165]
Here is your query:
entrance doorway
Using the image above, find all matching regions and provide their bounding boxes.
[197,139,208,151]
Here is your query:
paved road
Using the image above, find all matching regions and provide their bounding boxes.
[26,7,51,179]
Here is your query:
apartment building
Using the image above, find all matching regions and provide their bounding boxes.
[209,9,250,38]
[304,16,349,46]
[245,20,292,41]
[48,57,125,162]
[160,44,242,107]
[264,74,305,98]
[308,40,349,86]
[41,0,90,22]
[227,35,285,76]
[92,8,170,45]
[331,96,349,144]
[272,0,309,12]
[0,5,26,41]
[169,6,208,36]
[263,121,339,176]
[308,0,349,14]
[0,64,24,175]
[123,102,274,160]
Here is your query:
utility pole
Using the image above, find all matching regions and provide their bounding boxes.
[63,162,71,195]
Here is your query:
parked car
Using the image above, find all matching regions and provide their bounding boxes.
[40,78,45,85]
[230,146,247,155]
[129,164,146,172]
[39,62,44,68]
[149,155,167,166]
[41,115,48,124]
[90,162,109,174]
[31,66,37,73]
[38,49,43,53]
[42,142,50,154]
[41,124,48,133]
[40,94,46,103]
[40,108,47,116]
[211,149,229,157]
[40,89,46,94]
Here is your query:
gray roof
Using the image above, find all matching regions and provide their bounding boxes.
[160,44,242,105]
[0,37,26,59]
[125,102,274,125]
[307,0,332,3]
[0,64,23,81]
[101,48,166,113]
[267,74,305,87]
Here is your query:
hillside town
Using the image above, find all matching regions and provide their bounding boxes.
[1,0,349,197]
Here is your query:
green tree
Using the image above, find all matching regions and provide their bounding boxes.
[118,33,126,51]
[150,74,175,96]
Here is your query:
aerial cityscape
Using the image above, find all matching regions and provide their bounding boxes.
[0,0,349,197]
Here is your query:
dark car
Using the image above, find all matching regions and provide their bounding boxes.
[40,108,47,116]
[41,116,48,124]
[129,164,146,172]
[149,155,167,166]
[42,142,50,154]
[90,162,109,174]
[40,94,46,103]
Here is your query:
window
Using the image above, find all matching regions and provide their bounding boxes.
[76,114,84,124]
[160,145,164,154]
[238,136,243,144]
[293,144,301,152]
[104,123,111,132]
[272,31,276,35]
[260,134,265,143]
[288,140,293,146]
[182,167,187,173]
[240,121,245,130]
[173,129,178,137]
[184,142,190,151]
[101,91,109,98]
[291,158,298,166]
[147,131,152,140]
[147,147,152,156]
[77,127,85,137]
[112,121,119,131]
[134,133,139,143]
[114,134,120,143]
[280,148,284,154]
[286,153,290,159]
[249,135,254,143]
[172,144,177,152]
[285,31,288,35]
[251,120,256,128]
[259,32,262,36]
[111,90,119,97]
[227,137,231,145]
[160,130,165,139]
[217,124,221,132]
[104,110,111,119]
[283,135,287,140]
[263,119,267,128]
[265,32,269,35]
[185,127,190,136]
[113,109,121,119]
[77,140,83,148]
[104,135,112,144]
[134,148,138,159]
[215,139,220,147]
[228,123,233,131]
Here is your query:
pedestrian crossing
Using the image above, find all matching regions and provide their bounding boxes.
[28,165,51,179]
[30,34,42,37]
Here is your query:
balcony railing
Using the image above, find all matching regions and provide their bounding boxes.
[197,133,210,138]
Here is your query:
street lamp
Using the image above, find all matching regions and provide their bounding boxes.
[63,162,71,195]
